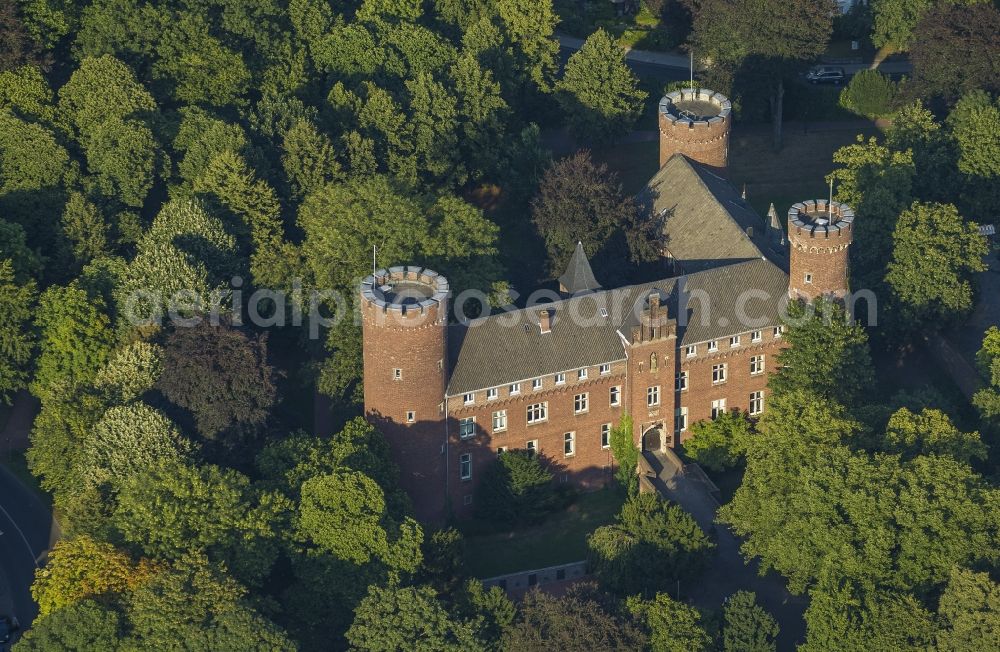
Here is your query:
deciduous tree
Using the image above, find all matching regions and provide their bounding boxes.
[627,592,711,652]
[682,410,752,472]
[0,258,35,402]
[722,591,779,652]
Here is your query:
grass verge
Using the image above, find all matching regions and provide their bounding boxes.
[461,488,625,579]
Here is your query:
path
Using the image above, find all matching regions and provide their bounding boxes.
[0,391,58,634]
[557,34,912,76]
[645,451,806,650]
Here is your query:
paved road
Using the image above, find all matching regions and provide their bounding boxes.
[558,34,912,76]
[1,393,56,634]
[646,451,807,650]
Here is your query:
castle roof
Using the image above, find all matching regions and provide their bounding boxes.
[446,258,788,396]
[637,154,787,273]
[558,241,601,294]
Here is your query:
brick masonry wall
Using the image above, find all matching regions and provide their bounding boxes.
[659,112,730,172]
[446,362,626,518]
[361,297,449,523]
[788,208,853,301]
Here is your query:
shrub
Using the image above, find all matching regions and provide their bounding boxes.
[839,70,898,119]
[475,450,567,526]
[609,415,638,494]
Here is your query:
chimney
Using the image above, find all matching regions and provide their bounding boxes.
[648,291,660,319]
[539,309,552,334]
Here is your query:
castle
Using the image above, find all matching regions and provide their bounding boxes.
[361,89,855,522]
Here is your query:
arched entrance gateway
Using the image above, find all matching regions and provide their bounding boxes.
[642,425,663,453]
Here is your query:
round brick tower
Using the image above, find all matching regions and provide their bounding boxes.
[658,88,732,172]
[360,266,450,522]
[787,200,855,302]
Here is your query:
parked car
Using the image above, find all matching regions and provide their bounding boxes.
[806,66,846,84]
[0,615,17,647]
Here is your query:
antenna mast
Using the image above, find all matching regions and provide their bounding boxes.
[689,50,694,90]
[828,178,834,222]
[372,245,376,276]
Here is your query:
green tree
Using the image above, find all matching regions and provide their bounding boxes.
[83,403,192,486]
[61,192,109,265]
[31,281,113,403]
[682,410,752,472]
[83,117,160,207]
[885,101,959,204]
[588,493,714,596]
[0,0,41,72]
[125,554,295,651]
[113,458,277,578]
[627,592,711,652]
[502,583,646,651]
[297,470,393,565]
[839,69,897,119]
[883,407,986,464]
[0,258,35,402]
[948,91,1000,179]
[495,0,559,92]
[871,0,932,49]
[910,3,1000,102]
[156,319,276,444]
[690,0,835,149]
[973,326,1000,429]
[475,449,561,526]
[722,591,779,652]
[829,136,915,290]
[770,297,875,407]
[13,598,124,651]
[281,118,342,201]
[556,29,647,144]
[57,55,155,136]
[0,218,41,281]
[93,341,162,404]
[885,202,988,331]
[347,583,482,652]
[935,567,1000,652]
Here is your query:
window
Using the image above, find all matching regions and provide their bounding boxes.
[676,371,688,392]
[486,387,498,401]
[532,378,543,391]
[708,340,719,352]
[393,368,402,380]
[647,385,661,407]
[574,393,589,414]
[459,417,476,439]
[610,386,621,406]
[526,440,538,456]
[497,446,507,455]
[804,273,813,284]
[601,424,611,449]
[555,373,566,385]
[463,393,474,405]
[578,368,589,380]
[527,403,548,424]
[510,383,521,395]
[406,411,415,423]
[564,432,575,457]
[492,410,507,432]
[459,453,471,480]
[438,359,444,370]
[751,330,762,343]
[712,363,727,384]
[675,407,688,433]
[730,335,741,347]
[463,494,473,505]
[750,355,765,376]
[600,363,611,375]
[711,399,727,420]
[750,391,764,416]
[685,345,697,357]
[774,325,783,338]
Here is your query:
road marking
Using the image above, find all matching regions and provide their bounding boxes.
[0,502,39,568]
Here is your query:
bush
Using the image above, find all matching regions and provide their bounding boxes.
[475,450,569,526]
[608,415,638,494]
[839,70,898,119]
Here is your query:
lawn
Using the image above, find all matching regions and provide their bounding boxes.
[461,488,626,579]
[556,1,683,53]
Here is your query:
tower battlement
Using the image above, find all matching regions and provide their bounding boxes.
[788,200,855,301]
[658,88,732,171]
[360,266,450,327]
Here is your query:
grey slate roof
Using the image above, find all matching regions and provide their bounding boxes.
[446,258,788,395]
[637,155,787,273]
[559,241,601,294]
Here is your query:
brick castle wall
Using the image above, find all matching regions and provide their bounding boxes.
[788,201,854,301]
[658,89,731,172]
